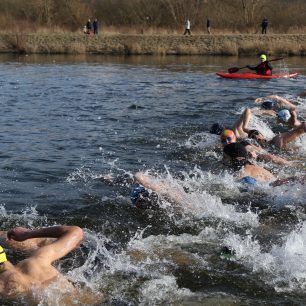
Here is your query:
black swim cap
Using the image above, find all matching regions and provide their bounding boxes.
[261,100,276,110]
[223,143,248,159]
[210,123,224,135]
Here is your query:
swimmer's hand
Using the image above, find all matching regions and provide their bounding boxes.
[7,227,31,241]
[254,97,263,104]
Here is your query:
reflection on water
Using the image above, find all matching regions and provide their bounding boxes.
[1,53,306,75]
[0,54,305,305]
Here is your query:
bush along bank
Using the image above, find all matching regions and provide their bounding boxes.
[1,33,306,56]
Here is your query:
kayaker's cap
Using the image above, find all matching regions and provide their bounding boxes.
[130,184,148,204]
[260,54,267,61]
[220,129,236,144]
[240,176,257,187]
[277,109,291,122]
[0,245,7,264]
[261,99,276,110]
[210,123,224,135]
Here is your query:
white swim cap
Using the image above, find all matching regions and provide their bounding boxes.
[277,109,291,122]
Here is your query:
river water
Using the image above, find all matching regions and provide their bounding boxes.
[0,54,306,305]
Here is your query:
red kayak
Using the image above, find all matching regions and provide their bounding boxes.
[216,72,298,79]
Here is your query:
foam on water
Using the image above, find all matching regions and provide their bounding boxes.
[185,132,220,149]
[224,221,306,293]
[248,114,275,139]
[269,182,306,207]
[137,170,259,227]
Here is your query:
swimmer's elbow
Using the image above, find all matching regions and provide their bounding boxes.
[70,226,84,244]
[134,172,147,185]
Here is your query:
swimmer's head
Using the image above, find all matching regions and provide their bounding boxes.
[241,176,257,186]
[210,123,224,135]
[247,129,265,142]
[0,245,7,264]
[240,176,257,192]
[223,143,249,169]
[223,143,248,159]
[260,54,267,62]
[277,109,291,123]
[130,184,159,210]
[130,184,148,204]
[261,99,276,110]
[220,129,236,145]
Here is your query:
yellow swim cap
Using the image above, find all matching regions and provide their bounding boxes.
[0,245,7,264]
[260,54,267,61]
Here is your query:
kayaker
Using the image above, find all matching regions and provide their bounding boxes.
[246,54,273,76]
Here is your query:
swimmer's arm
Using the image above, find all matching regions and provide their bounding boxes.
[257,153,290,165]
[0,230,55,253]
[7,226,84,264]
[268,95,296,110]
[233,108,250,138]
[134,172,187,206]
[255,95,296,111]
[290,110,301,128]
[246,144,266,154]
[251,108,276,117]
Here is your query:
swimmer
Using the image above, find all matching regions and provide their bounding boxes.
[247,122,306,149]
[220,129,290,165]
[130,183,159,209]
[223,143,306,186]
[255,95,296,112]
[210,108,251,139]
[222,142,275,183]
[133,172,190,208]
[276,109,301,128]
[0,225,103,305]
[254,95,301,128]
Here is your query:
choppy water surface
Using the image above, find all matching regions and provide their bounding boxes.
[0,54,306,305]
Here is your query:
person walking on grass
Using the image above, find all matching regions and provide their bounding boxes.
[207,18,211,34]
[261,17,268,34]
[86,19,92,35]
[93,18,99,34]
[184,19,191,35]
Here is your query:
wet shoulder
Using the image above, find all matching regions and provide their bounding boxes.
[17,258,59,283]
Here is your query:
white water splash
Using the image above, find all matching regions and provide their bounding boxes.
[185,132,220,149]
[223,221,306,293]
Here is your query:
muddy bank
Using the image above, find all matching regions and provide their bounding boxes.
[1,33,306,56]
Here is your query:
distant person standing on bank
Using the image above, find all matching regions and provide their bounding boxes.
[261,17,268,34]
[184,19,191,35]
[93,18,99,34]
[207,18,211,34]
[86,19,92,35]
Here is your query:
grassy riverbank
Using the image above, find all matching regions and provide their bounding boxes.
[1,33,306,56]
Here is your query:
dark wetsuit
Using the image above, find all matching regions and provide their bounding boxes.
[247,61,273,75]
[239,139,261,147]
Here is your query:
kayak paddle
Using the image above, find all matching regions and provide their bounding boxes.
[228,57,284,74]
